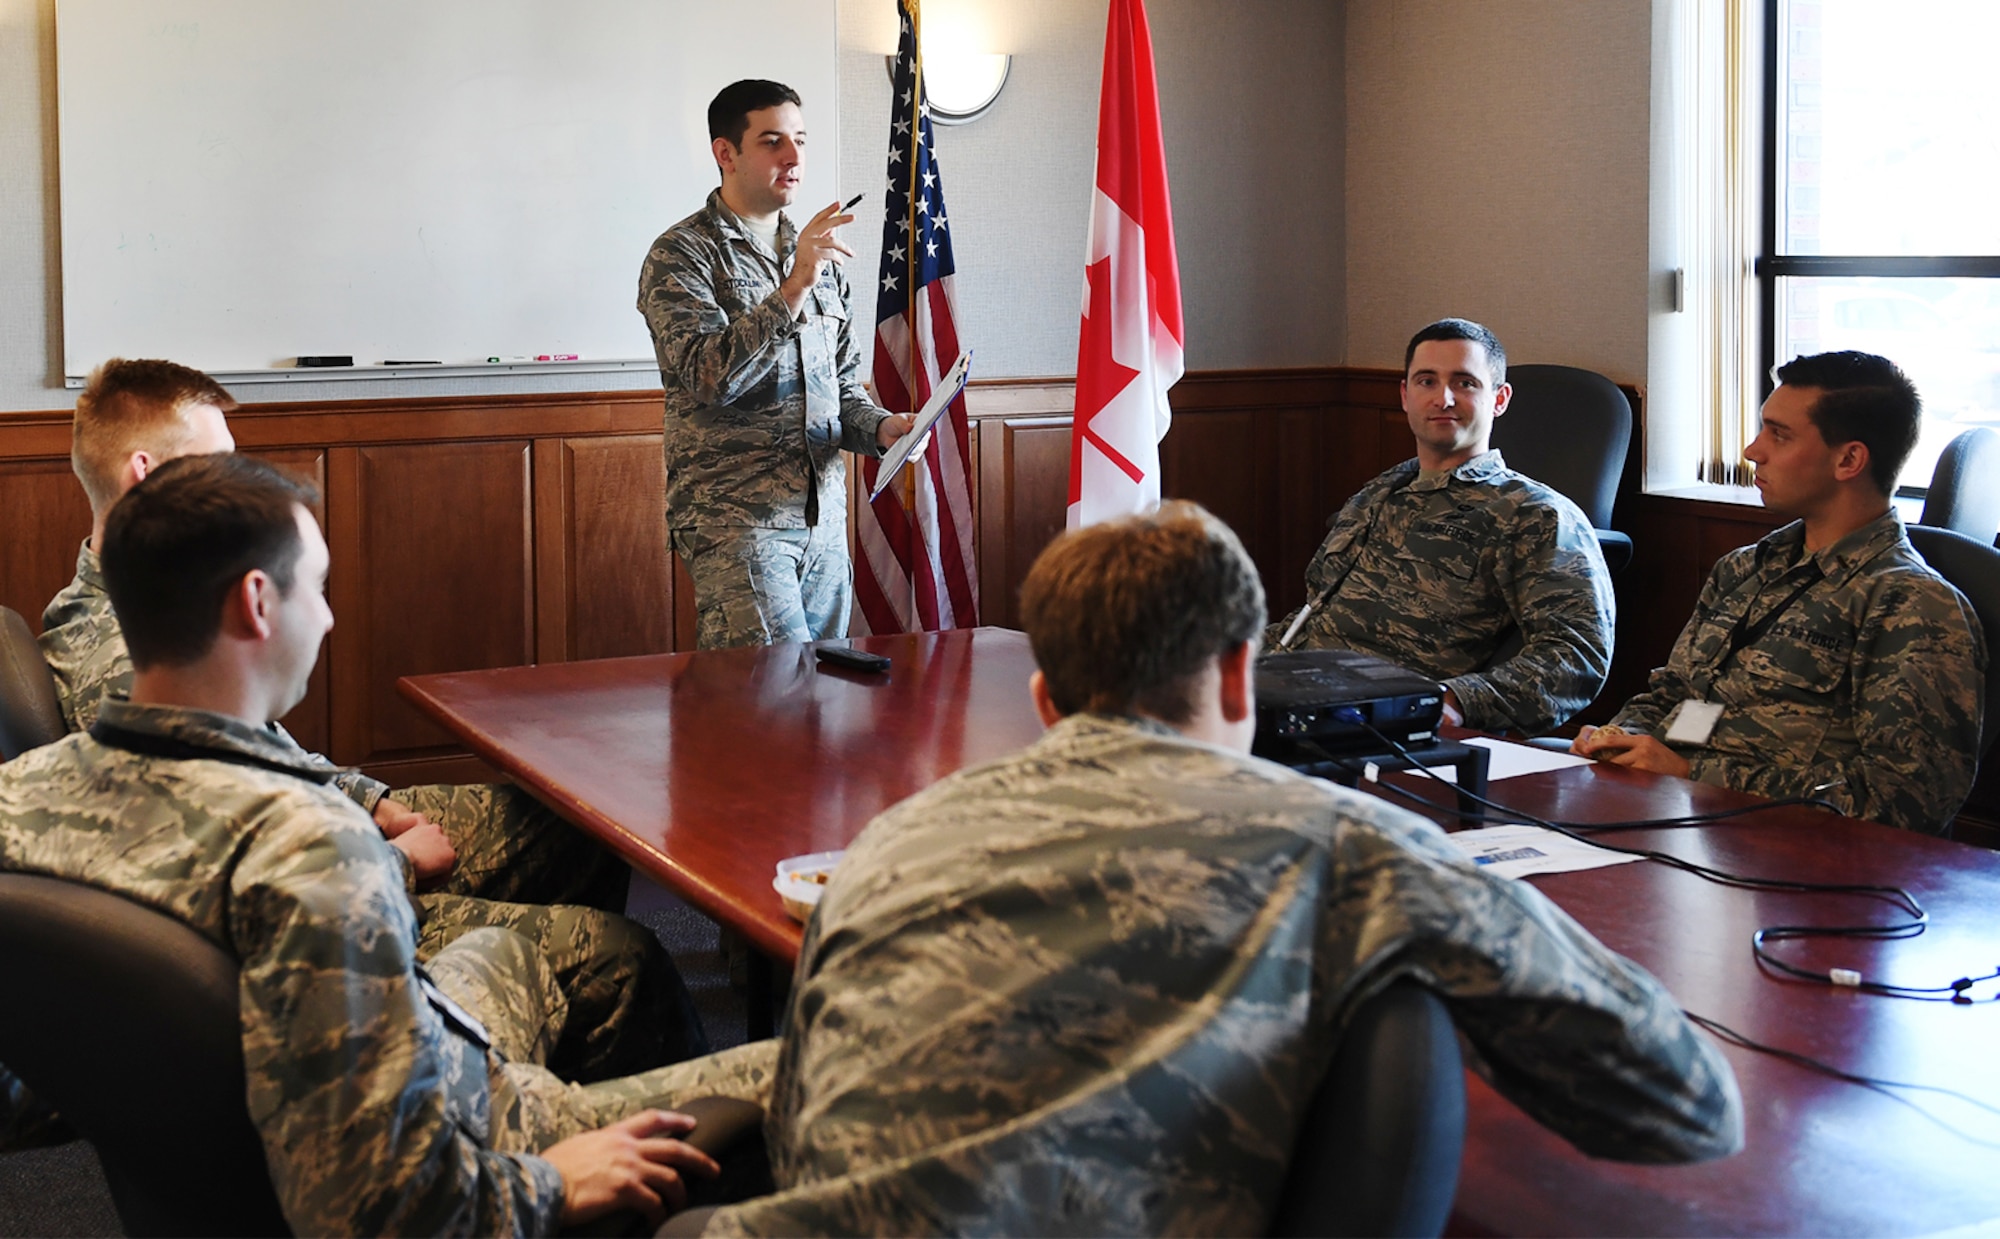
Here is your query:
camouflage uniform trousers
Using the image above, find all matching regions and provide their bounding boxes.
[427,926,780,1150]
[674,522,851,650]
[391,780,631,913]
[418,892,710,1083]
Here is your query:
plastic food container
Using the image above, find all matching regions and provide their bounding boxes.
[773,850,846,923]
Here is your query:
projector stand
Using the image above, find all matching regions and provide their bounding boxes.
[1256,736,1491,824]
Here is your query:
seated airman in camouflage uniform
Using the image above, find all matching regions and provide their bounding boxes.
[17,367,712,1120]
[1,455,777,1232]
[638,79,915,649]
[1577,352,1985,835]
[1268,318,1614,734]
[697,502,1742,1235]
[40,359,635,916]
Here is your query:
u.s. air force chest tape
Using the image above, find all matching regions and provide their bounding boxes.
[1663,700,1725,746]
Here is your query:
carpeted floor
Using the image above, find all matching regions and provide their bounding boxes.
[0,876,750,1237]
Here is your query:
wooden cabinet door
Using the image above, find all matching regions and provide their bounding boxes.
[327,440,533,767]
[533,434,676,662]
[0,459,92,634]
[976,416,1072,630]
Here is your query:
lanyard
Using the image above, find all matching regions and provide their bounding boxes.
[89,720,335,786]
[1714,563,1825,676]
[1281,473,1422,649]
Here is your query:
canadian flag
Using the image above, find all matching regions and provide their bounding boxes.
[1067,0,1184,530]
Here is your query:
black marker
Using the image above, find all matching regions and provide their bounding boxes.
[842,192,865,213]
[382,360,440,366]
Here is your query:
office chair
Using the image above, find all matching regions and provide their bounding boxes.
[1919,427,2000,545]
[0,605,66,761]
[0,869,767,1238]
[670,983,1465,1238]
[0,872,293,1237]
[1490,364,1635,574]
[1906,525,2000,765]
[1268,980,1465,1237]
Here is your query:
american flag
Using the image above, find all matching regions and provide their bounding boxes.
[854,0,978,634]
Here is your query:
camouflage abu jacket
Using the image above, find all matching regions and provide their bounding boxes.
[0,699,568,1234]
[38,542,391,811]
[704,713,1742,1236]
[638,190,888,530]
[1266,452,1614,734]
[1608,510,1985,834]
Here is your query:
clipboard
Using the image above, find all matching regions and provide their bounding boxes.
[869,350,973,500]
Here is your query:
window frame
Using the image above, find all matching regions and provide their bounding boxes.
[1753,0,2000,496]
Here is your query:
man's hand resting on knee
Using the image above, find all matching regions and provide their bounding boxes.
[387,819,456,887]
[547,1110,722,1226]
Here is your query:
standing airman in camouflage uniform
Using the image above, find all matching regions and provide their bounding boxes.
[1,455,778,1230]
[697,503,1741,1236]
[638,79,914,649]
[1579,352,1984,835]
[39,358,632,916]
[1268,319,1614,734]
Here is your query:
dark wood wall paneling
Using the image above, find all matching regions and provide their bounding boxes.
[0,391,665,787]
[3,374,1992,841]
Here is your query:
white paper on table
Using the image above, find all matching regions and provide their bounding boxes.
[1421,735,1595,784]
[1447,824,1644,879]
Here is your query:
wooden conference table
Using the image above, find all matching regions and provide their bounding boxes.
[401,626,2000,1237]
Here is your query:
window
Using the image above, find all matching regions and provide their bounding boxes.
[1759,0,2000,493]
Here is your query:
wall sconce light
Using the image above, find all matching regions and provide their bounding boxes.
[887,51,1011,124]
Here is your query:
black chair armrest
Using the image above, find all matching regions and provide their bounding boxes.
[1594,528,1633,576]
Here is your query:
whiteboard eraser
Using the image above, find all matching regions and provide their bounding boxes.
[295,355,353,368]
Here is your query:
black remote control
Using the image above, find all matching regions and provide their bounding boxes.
[814,644,891,673]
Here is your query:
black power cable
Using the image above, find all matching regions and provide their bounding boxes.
[1686,1011,2000,1148]
[1295,724,1994,1003]
[1293,723,2000,1143]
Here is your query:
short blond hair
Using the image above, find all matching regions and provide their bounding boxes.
[72,358,236,511]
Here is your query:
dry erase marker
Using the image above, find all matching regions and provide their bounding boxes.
[487,356,530,363]
[382,359,440,366]
[536,353,579,362]
[842,193,865,212]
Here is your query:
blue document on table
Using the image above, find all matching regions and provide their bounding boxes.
[869,350,972,500]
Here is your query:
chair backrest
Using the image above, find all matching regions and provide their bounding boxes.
[1268,981,1465,1238]
[1907,524,2000,765]
[0,606,67,762]
[1488,363,1633,532]
[1919,427,2000,544]
[0,872,292,1237]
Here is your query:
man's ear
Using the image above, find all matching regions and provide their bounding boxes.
[1217,640,1254,725]
[1029,670,1063,728]
[223,569,277,642]
[121,449,154,492]
[1491,380,1513,417]
[1832,439,1872,485]
[712,136,737,176]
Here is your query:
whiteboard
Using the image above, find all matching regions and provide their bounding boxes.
[56,0,838,380]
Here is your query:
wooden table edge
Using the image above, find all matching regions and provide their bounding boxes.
[396,670,811,964]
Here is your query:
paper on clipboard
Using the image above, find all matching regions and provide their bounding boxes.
[869,350,972,500]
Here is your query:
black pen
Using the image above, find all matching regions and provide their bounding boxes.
[842,193,865,213]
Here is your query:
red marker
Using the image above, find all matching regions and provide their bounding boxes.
[536,353,579,362]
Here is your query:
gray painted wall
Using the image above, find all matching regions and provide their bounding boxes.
[0,0,1344,412]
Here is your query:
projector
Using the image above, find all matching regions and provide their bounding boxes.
[1253,649,1446,754]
